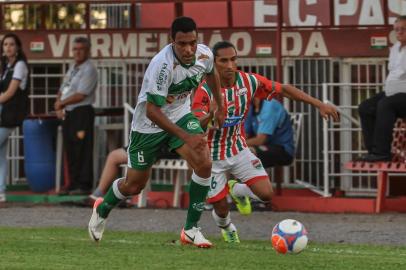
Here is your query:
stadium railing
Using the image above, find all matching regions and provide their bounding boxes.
[344,118,406,213]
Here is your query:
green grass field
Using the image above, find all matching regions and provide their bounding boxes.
[0,227,405,270]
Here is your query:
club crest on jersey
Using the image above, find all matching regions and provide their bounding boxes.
[187,121,200,130]
[237,87,248,96]
[251,159,263,169]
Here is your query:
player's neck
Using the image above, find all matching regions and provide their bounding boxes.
[221,72,236,88]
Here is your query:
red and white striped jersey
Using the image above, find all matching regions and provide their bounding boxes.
[192,70,282,161]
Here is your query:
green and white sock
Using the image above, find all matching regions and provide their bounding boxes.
[97,178,126,218]
[184,172,210,230]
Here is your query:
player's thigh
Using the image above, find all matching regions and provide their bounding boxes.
[127,130,167,170]
[109,148,128,164]
[170,113,210,169]
[229,149,273,199]
[175,142,211,171]
[229,148,269,185]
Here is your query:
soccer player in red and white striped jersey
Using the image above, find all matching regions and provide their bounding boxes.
[192,41,339,243]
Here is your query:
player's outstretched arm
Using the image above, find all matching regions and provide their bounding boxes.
[146,102,206,152]
[280,84,339,121]
[205,68,224,128]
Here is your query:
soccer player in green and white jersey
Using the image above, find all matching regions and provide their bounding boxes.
[192,41,339,243]
[88,17,224,248]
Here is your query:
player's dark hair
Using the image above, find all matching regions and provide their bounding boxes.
[212,41,237,58]
[171,17,197,40]
[0,33,28,76]
[396,15,406,22]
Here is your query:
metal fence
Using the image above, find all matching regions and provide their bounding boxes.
[7,57,391,198]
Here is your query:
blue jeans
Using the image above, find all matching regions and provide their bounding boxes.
[0,127,13,193]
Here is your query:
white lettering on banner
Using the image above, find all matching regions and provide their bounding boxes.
[91,34,111,57]
[69,34,87,57]
[359,0,384,25]
[388,1,406,24]
[159,33,169,50]
[139,33,157,57]
[304,32,329,56]
[334,0,358,25]
[112,33,137,57]
[289,0,318,26]
[254,0,277,27]
[208,31,223,48]
[48,34,67,57]
[282,32,302,56]
[230,32,251,56]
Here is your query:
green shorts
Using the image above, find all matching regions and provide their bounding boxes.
[128,113,203,170]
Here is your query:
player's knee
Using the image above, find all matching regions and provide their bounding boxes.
[123,183,145,195]
[195,159,212,175]
[120,178,146,196]
[257,188,273,202]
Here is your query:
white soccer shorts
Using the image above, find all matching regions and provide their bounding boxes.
[207,148,269,203]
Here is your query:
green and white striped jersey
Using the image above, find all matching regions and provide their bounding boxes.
[132,44,214,133]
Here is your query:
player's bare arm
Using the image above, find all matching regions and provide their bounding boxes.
[146,101,206,152]
[205,68,225,128]
[280,84,339,121]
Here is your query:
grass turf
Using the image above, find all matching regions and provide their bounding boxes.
[0,227,405,270]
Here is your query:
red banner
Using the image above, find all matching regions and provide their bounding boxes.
[10,28,396,60]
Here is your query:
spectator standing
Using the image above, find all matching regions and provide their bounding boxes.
[0,33,29,202]
[54,37,98,195]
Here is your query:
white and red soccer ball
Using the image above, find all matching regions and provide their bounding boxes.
[271,219,308,254]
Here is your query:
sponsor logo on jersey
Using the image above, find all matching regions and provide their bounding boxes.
[167,91,191,104]
[251,159,263,169]
[237,87,248,96]
[187,121,200,130]
[156,63,168,91]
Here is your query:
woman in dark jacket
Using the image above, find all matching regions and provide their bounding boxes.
[0,33,29,202]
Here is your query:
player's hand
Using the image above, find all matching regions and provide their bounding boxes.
[319,103,339,121]
[54,100,64,111]
[55,109,65,120]
[184,133,207,153]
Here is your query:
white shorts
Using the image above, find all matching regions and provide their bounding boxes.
[207,148,269,203]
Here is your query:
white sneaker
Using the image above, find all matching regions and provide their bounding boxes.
[180,227,213,248]
[0,192,5,202]
[88,198,106,242]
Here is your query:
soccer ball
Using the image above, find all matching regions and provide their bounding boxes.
[271,219,308,254]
